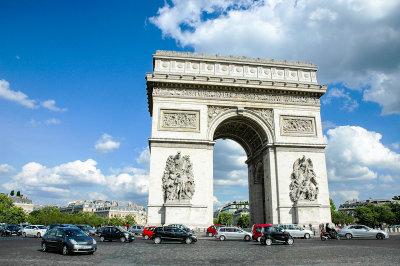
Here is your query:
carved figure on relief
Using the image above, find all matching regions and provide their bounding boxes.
[208,106,231,126]
[289,156,319,202]
[162,152,195,201]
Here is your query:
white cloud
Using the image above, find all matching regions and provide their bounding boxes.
[322,87,359,111]
[0,164,15,174]
[45,118,61,125]
[380,174,395,183]
[331,190,360,202]
[94,134,121,154]
[392,142,400,149]
[41,99,67,112]
[326,126,400,182]
[150,0,400,114]
[135,147,150,170]
[0,79,37,108]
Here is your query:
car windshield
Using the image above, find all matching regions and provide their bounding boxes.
[86,226,94,230]
[37,226,46,229]
[8,225,18,229]
[64,229,87,237]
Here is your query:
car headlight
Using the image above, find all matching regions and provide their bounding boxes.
[92,239,97,244]
[124,233,130,238]
[69,239,78,244]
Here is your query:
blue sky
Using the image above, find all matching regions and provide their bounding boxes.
[1,0,399,209]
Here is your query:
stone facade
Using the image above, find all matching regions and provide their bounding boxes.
[146,50,331,228]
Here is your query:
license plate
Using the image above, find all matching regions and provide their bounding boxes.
[76,245,91,249]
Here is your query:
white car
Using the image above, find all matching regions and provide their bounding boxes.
[22,225,47,238]
[215,227,252,241]
[279,224,313,239]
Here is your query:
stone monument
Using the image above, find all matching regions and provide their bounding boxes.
[146,50,332,228]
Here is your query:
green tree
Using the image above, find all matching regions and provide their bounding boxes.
[330,198,336,213]
[216,213,232,226]
[213,218,219,224]
[124,215,136,226]
[16,191,21,197]
[10,190,14,196]
[0,194,26,224]
[392,195,400,200]
[389,202,400,225]
[236,214,250,228]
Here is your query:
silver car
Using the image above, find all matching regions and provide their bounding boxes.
[129,225,144,235]
[215,227,252,241]
[279,224,313,239]
[338,225,389,239]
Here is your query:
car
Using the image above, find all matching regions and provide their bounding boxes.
[95,226,105,236]
[47,224,79,231]
[129,225,144,235]
[167,224,192,233]
[22,225,47,238]
[278,224,313,239]
[152,226,197,244]
[206,225,225,237]
[142,226,156,240]
[215,226,252,241]
[1,224,21,236]
[338,225,389,240]
[260,226,294,246]
[251,224,274,241]
[41,227,97,255]
[99,226,134,243]
[76,225,96,236]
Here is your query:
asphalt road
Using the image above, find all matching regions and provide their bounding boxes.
[0,234,399,265]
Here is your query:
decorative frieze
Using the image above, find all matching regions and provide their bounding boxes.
[208,105,233,127]
[280,116,316,136]
[247,108,273,128]
[159,109,200,132]
[153,88,320,106]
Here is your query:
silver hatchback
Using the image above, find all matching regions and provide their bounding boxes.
[215,227,252,241]
[338,225,389,239]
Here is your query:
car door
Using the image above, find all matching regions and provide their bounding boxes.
[103,227,111,239]
[111,227,120,240]
[55,229,65,250]
[24,226,32,236]
[45,229,58,248]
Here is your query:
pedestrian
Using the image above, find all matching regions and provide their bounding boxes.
[309,223,312,231]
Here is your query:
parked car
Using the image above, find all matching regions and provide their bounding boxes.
[76,225,95,236]
[142,226,156,240]
[47,224,79,231]
[22,225,47,238]
[167,224,192,233]
[1,224,21,236]
[99,226,134,243]
[152,226,197,244]
[215,226,252,241]
[41,227,97,255]
[260,226,294,246]
[278,224,313,239]
[129,225,144,235]
[95,226,105,236]
[338,225,389,239]
[251,224,274,241]
[206,225,225,237]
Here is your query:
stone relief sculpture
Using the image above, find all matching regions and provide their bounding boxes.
[289,156,319,202]
[162,112,197,128]
[208,106,232,126]
[162,152,195,201]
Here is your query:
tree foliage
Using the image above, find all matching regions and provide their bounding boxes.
[0,194,26,224]
[354,203,395,227]
[236,214,250,228]
[215,213,232,226]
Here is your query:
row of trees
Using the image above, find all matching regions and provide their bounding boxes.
[213,213,250,228]
[330,198,400,227]
[0,194,136,227]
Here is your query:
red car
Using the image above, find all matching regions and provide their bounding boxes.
[206,225,225,237]
[142,226,156,240]
[252,224,274,241]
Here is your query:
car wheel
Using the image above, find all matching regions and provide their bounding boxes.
[257,236,261,242]
[286,238,294,245]
[345,233,352,240]
[208,232,213,237]
[185,237,192,244]
[41,242,47,252]
[244,235,251,241]
[304,233,310,239]
[100,236,105,242]
[62,245,69,256]
[219,235,226,241]
[23,232,27,238]
[37,232,41,238]
[120,237,126,243]
[144,235,149,240]
[376,233,384,240]
[154,237,161,244]
[265,238,272,246]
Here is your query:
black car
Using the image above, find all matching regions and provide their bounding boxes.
[260,226,294,246]
[99,226,134,243]
[152,226,197,244]
[1,225,21,236]
[41,227,97,255]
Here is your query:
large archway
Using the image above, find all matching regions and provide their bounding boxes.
[146,50,332,228]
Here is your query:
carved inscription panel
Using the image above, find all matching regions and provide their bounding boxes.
[280,116,316,136]
[159,109,200,132]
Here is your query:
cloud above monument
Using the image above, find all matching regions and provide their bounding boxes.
[150,0,400,114]
[94,134,121,154]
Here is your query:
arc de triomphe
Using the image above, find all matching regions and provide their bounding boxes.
[146,50,331,228]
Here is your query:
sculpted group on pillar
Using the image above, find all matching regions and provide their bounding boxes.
[289,156,319,202]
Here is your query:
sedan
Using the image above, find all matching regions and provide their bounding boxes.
[22,225,47,238]
[42,227,97,255]
[338,225,389,239]
[279,224,313,239]
[215,227,252,241]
